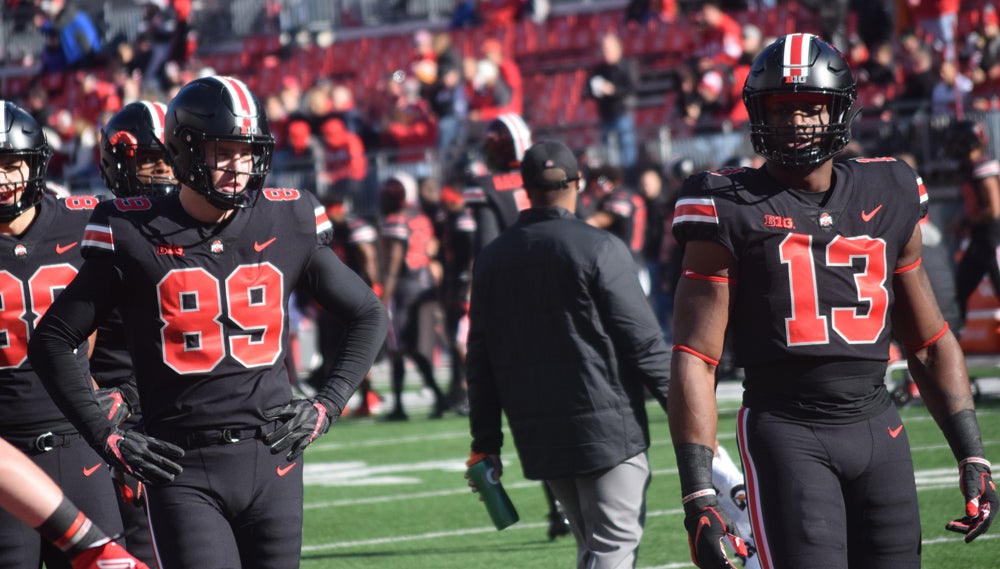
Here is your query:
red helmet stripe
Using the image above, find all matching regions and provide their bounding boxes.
[782,33,812,80]
[217,76,257,134]
[141,100,167,142]
[498,113,532,163]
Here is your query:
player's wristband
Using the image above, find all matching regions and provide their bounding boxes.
[675,443,716,498]
[942,409,986,463]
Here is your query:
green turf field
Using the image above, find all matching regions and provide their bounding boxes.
[297,391,1000,569]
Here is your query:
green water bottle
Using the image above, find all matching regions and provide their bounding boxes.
[466,456,520,530]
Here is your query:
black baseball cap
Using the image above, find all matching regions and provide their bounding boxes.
[520,140,580,190]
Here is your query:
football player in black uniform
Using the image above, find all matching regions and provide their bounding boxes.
[91,99,178,566]
[669,33,997,569]
[28,76,387,569]
[948,119,1000,328]
[463,112,534,255]
[0,437,148,569]
[0,100,124,568]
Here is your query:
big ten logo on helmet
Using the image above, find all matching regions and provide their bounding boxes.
[784,75,808,84]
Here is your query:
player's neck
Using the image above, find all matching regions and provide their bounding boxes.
[765,160,833,193]
[0,205,37,236]
[179,186,234,224]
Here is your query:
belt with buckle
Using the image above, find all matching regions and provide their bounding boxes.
[3,431,82,455]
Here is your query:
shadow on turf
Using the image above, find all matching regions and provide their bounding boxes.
[301,540,566,562]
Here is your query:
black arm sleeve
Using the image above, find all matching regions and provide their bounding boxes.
[299,246,388,416]
[28,257,121,449]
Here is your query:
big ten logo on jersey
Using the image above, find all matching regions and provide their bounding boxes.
[112,196,153,212]
[263,188,301,201]
[764,214,795,229]
[62,195,99,210]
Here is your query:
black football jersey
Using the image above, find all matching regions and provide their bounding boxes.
[81,189,333,431]
[673,158,927,368]
[0,194,96,436]
[464,170,530,251]
[330,216,377,282]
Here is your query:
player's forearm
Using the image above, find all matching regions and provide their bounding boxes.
[28,313,112,447]
[0,438,63,526]
[906,332,977,428]
[667,356,720,449]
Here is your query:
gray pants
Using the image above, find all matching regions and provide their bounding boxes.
[545,452,650,569]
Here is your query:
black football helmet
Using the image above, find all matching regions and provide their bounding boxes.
[945,119,989,159]
[481,113,533,173]
[100,101,177,197]
[0,101,51,222]
[743,33,857,168]
[164,76,274,210]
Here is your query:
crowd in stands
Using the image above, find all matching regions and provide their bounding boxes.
[4,0,1000,408]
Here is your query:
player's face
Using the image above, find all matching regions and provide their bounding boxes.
[763,93,831,152]
[134,148,177,187]
[0,155,29,206]
[204,140,253,194]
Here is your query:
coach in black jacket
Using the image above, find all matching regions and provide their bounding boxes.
[466,140,671,568]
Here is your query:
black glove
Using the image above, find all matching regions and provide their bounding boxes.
[945,458,998,542]
[95,387,132,429]
[683,491,748,569]
[103,429,184,485]
[263,399,331,461]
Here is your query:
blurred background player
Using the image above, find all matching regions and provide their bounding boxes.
[0,436,148,569]
[0,100,123,569]
[379,172,450,420]
[580,165,649,294]
[308,193,383,416]
[28,76,387,569]
[92,99,179,566]
[948,119,1000,328]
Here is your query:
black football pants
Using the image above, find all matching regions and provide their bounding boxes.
[736,404,921,569]
[146,438,304,569]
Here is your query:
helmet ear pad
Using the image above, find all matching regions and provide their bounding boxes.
[742,33,858,168]
[0,101,51,222]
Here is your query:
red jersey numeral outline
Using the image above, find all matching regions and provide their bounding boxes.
[0,264,79,368]
[779,233,888,346]
[157,264,285,374]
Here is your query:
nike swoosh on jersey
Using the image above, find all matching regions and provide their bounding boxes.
[82,463,103,477]
[276,462,297,477]
[56,242,79,254]
[888,425,904,438]
[254,237,277,252]
[861,205,883,222]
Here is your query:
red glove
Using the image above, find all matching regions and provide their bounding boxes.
[71,540,149,569]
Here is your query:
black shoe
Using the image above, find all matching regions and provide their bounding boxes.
[547,511,570,541]
[429,399,451,419]
[381,408,409,422]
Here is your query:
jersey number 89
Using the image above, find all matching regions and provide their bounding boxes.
[157,264,285,374]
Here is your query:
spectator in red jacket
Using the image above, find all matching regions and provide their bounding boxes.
[481,38,522,115]
[319,116,367,202]
[691,0,742,72]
